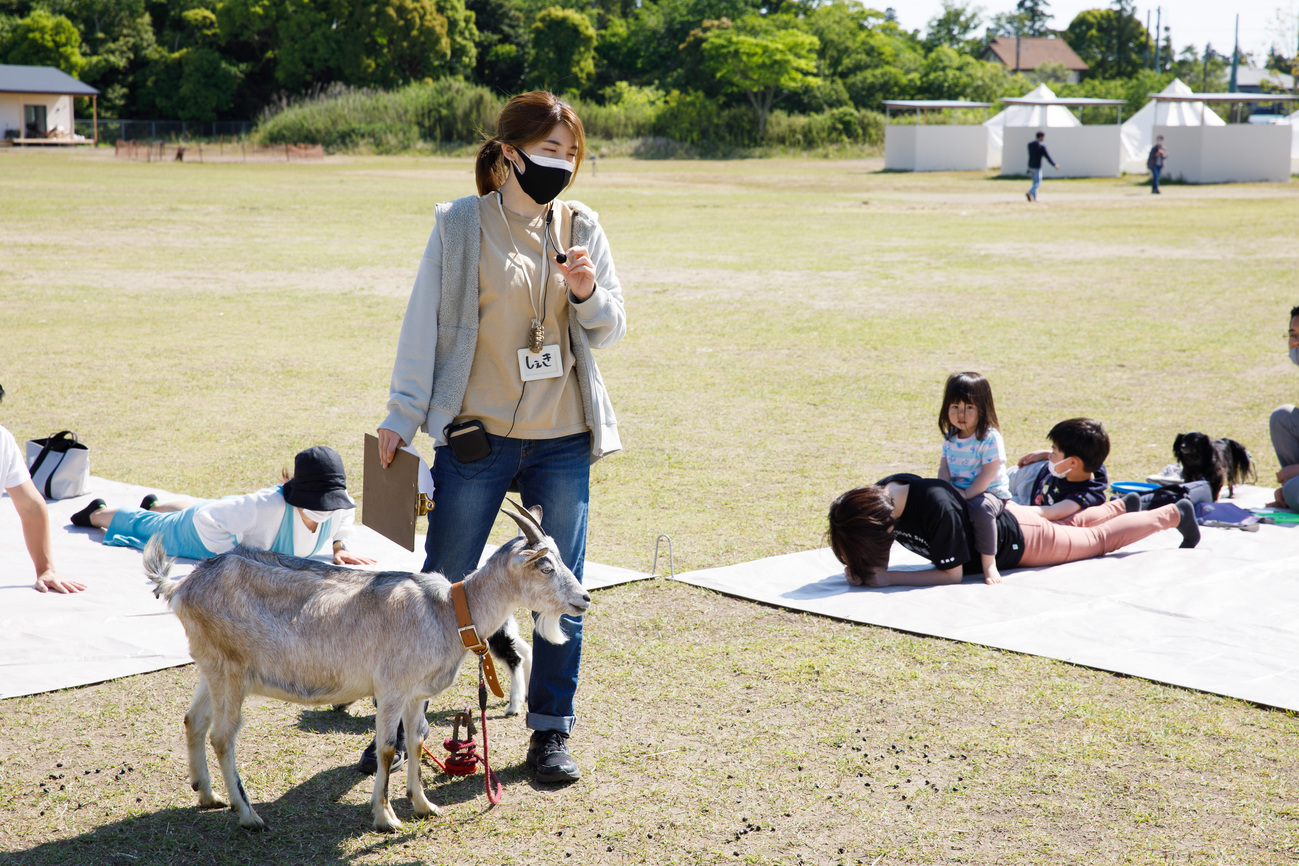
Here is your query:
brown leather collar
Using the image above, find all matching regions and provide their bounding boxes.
[451,580,504,698]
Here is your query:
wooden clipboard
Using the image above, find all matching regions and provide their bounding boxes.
[361,433,430,551]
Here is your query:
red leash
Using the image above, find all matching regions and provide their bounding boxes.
[420,658,502,805]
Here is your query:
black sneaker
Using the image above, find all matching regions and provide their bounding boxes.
[71,499,107,528]
[526,730,580,784]
[357,736,407,776]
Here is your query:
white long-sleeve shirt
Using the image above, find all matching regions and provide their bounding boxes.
[191,486,355,556]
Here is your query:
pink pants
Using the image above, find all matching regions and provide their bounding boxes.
[1009,500,1181,568]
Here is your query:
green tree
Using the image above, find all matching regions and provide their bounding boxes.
[924,0,983,54]
[1064,1,1151,79]
[466,0,526,92]
[700,16,818,136]
[134,44,240,119]
[1015,0,1052,36]
[527,5,595,92]
[2,9,86,74]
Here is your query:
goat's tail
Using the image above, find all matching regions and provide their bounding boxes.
[143,536,181,601]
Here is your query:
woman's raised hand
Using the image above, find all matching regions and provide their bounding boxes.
[376,428,406,469]
[557,246,596,301]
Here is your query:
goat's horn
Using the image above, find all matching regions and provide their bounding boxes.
[502,499,545,546]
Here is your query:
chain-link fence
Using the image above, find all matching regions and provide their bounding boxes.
[75,119,254,142]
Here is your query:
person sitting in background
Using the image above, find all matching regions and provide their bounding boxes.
[0,384,86,593]
[70,445,375,565]
[1013,418,1111,524]
[1270,304,1299,509]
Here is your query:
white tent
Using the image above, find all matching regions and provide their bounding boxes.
[983,83,1081,167]
[1120,78,1224,172]
[1279,113,1299,161]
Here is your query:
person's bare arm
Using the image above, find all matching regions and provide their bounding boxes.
[1017,450,1049,468]
[1024,500,1082,521]
[962,460,1001,499]
[937,456,951,483]
[847,564,963,588]
[9,480,86,593]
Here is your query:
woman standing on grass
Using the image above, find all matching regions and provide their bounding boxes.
[827,474,1199,588]
[374,91,626,784]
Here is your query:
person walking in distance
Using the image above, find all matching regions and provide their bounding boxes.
[1147,135,1167,194]
[1026,131,1059,202]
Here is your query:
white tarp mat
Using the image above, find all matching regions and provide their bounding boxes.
[1,477,649,700]
[984,83,1081,166]
[1120,78,1226,172]
[671,485,1299,711]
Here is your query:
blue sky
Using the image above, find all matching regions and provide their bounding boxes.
[891,1,1299,60]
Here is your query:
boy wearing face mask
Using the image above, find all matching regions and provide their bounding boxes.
[1269,304,1299,509]
[1013,418,1111,524]
[69,446,375,566]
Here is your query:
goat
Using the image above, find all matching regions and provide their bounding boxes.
[144,501,589,833]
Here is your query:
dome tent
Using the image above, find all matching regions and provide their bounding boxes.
[1120,78,1224,173]
[982,83,1081,166]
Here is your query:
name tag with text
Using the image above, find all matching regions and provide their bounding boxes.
[518,345,563,381]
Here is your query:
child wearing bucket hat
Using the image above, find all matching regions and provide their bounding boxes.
[70,446,376,565]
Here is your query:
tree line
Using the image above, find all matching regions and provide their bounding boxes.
[0,0,1274,138]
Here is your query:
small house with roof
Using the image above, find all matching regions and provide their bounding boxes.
[0,64,99,145]
[982,37,1088,84]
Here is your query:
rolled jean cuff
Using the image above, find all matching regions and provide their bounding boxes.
[526,712,576,735]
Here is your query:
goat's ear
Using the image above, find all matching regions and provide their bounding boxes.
[524,547,550,564]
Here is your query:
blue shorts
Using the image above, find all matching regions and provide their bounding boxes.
[104,502,216,560]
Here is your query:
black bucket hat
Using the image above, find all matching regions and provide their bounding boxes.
[282,446,355,511]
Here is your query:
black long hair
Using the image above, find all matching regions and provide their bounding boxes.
[938,371,999,441]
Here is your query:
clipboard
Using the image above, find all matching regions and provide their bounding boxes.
[361,433,432,551]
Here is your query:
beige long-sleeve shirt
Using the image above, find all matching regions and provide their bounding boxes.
[460,194,586,438]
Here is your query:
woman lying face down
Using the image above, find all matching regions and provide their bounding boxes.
[827,474,1200,588]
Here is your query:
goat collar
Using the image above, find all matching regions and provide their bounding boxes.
[451,580,504,698]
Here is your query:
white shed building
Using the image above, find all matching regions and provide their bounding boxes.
[882,100,994,172]
[1149,91,1299,183]
[0,64,99,145]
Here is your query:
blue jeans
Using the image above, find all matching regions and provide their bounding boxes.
[424,430,591,735]
[1028,167,1043,198]
[1151,165,1162,191]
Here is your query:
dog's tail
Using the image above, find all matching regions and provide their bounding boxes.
[143,535,182,601]
[1222,438,1256,486]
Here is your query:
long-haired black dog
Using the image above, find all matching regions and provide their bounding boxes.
[1173,432,1255,501]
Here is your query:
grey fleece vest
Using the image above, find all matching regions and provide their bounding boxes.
[430,195,599,436]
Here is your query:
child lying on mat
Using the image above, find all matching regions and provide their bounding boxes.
[827,472,1199,588]
[70,446,376,566]
[1009,417,1111,524]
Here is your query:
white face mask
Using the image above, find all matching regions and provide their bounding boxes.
[301,508,334,524]
[1290,346,1299,367]
[1047,458,1071,479]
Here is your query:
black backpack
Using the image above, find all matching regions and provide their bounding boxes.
[1135,480,1212,510]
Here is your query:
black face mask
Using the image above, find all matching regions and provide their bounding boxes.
[511,149,574,205]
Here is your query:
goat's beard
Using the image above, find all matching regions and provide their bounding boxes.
[533,613,568,645]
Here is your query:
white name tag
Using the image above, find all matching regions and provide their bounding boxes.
[518,345,563,381]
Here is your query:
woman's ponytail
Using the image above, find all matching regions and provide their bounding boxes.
[475,137,506,196]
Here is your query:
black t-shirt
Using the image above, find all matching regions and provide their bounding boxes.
[878,474,1025,575]
[1029,463,1109,511]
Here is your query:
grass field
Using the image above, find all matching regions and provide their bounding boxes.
[1,149,1297,865]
